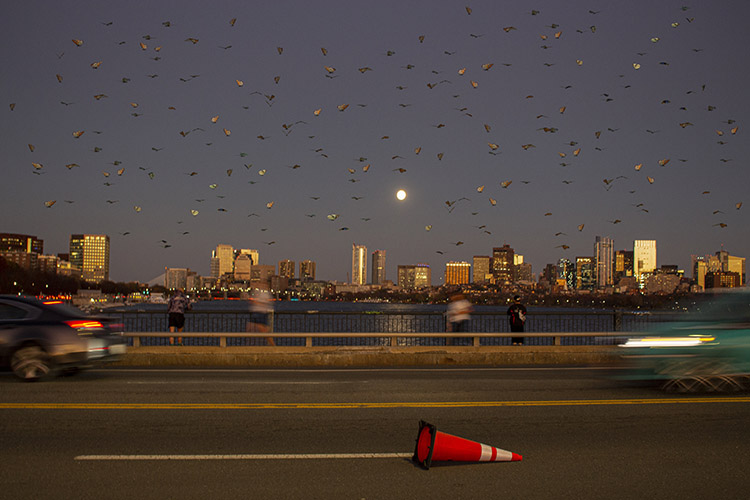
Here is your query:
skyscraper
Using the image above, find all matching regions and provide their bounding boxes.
[69,234,110,283]
[615,250,634,282]
[558,258,574,290]
[299,260,316,280]
[213,244,235,278]
[397,263,431,289]
[278,259,295,279]
[492,245,514,285]
[594,236,614,287]
[351,243,367,285]
[472,256,491,284]
[238,249,259,265]
[371,250,386,285]
[234,254,252,280]
[445,261,471,285]
[633,240,657,284]
[575,256,595,290]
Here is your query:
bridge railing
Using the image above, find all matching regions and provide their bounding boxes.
[124,331,640,348]
[103,309,679,338]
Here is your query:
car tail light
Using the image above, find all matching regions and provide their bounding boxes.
[65,320,105,332]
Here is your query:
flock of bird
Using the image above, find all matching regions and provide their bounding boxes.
[7,3,746,275]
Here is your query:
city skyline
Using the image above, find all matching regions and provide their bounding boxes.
[7,228,746,288]
[3,1,749,283]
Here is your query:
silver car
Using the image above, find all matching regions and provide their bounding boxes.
[0,295,126,381]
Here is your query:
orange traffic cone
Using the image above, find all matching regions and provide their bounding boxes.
[413,420,522,469]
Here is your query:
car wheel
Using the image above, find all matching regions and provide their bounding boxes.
[11,345,52,381]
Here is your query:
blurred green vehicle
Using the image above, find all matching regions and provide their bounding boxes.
[618,291,750,392]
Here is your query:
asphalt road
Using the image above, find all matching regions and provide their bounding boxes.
[1,367,749,499]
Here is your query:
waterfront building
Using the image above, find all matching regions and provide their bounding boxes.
[414,264,431,288]
[398,263,431,289]
[278,259,295,279]
[716,250,746,285]
[492,245,515,285]
[514,255,532,283]
[237,249,259,266]
[1,233,43,254]
[445,261,470,286]
[210,256,220,278]
[517,262,533,283]
[234,254,252,280]
[371,250,386,285]
[575,256,595,291]
[250,265,275,284]
[633,240,657,287]
[37,254,58,274]
[299,260,316,280]
[56,259,80,277]
[542,263,558,284]
[614,250,634,283]
[558,258,574,290]
[214,244,235,278]
[595,236,614,287]
[705,271,742,289]
[69,234,110,283]
[472,256,491,284]
[165,267,189,290]
[352,243,367,285]
[1,250,36,271]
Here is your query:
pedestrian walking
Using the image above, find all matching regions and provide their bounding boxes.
[446,293,473,345]
[507,295,527,345]
[247,289,275,346]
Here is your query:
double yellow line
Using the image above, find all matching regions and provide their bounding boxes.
[2,397,750,410]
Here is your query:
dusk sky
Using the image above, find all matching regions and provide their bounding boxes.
[2,1,748,284]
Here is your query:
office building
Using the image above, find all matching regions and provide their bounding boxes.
[615,250,634,282]
[213,244,235,278]
[492,245,514,285]
[278,259,295,279]
[165,267,189,290]
[238,249,259,266]
[633,240,657,285]
[575,256,595,290]
[300,260,316,280]
[473,256,491,284]
[371,250,386,285]
[234,254,252,280]
[398,263,431,289]
[69,234,110,283]
[352,243,367,285]
[445,261,471,285]
[558,259,574,290]
[716,250,746,285]
[1,233,43,254]
[595,236,614,287]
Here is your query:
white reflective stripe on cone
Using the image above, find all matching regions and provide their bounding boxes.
[495,448,514,461]
[480,444,493,461]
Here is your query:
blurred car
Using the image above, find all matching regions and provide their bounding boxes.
[0,295,126,381]
[618,291,750,392]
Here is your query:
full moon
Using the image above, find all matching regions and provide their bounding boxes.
[396,189,407,201]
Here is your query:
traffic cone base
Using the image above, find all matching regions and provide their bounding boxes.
[413,420,522,469]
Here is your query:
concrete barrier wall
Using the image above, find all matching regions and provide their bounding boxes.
[111,346,621,368]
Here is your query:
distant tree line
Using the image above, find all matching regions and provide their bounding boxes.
[0,256,153,296]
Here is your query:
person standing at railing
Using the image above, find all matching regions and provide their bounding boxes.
[507,295,527,345]
[446,293,472,346]
[247,289,275,346]
[167,289,191,346]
